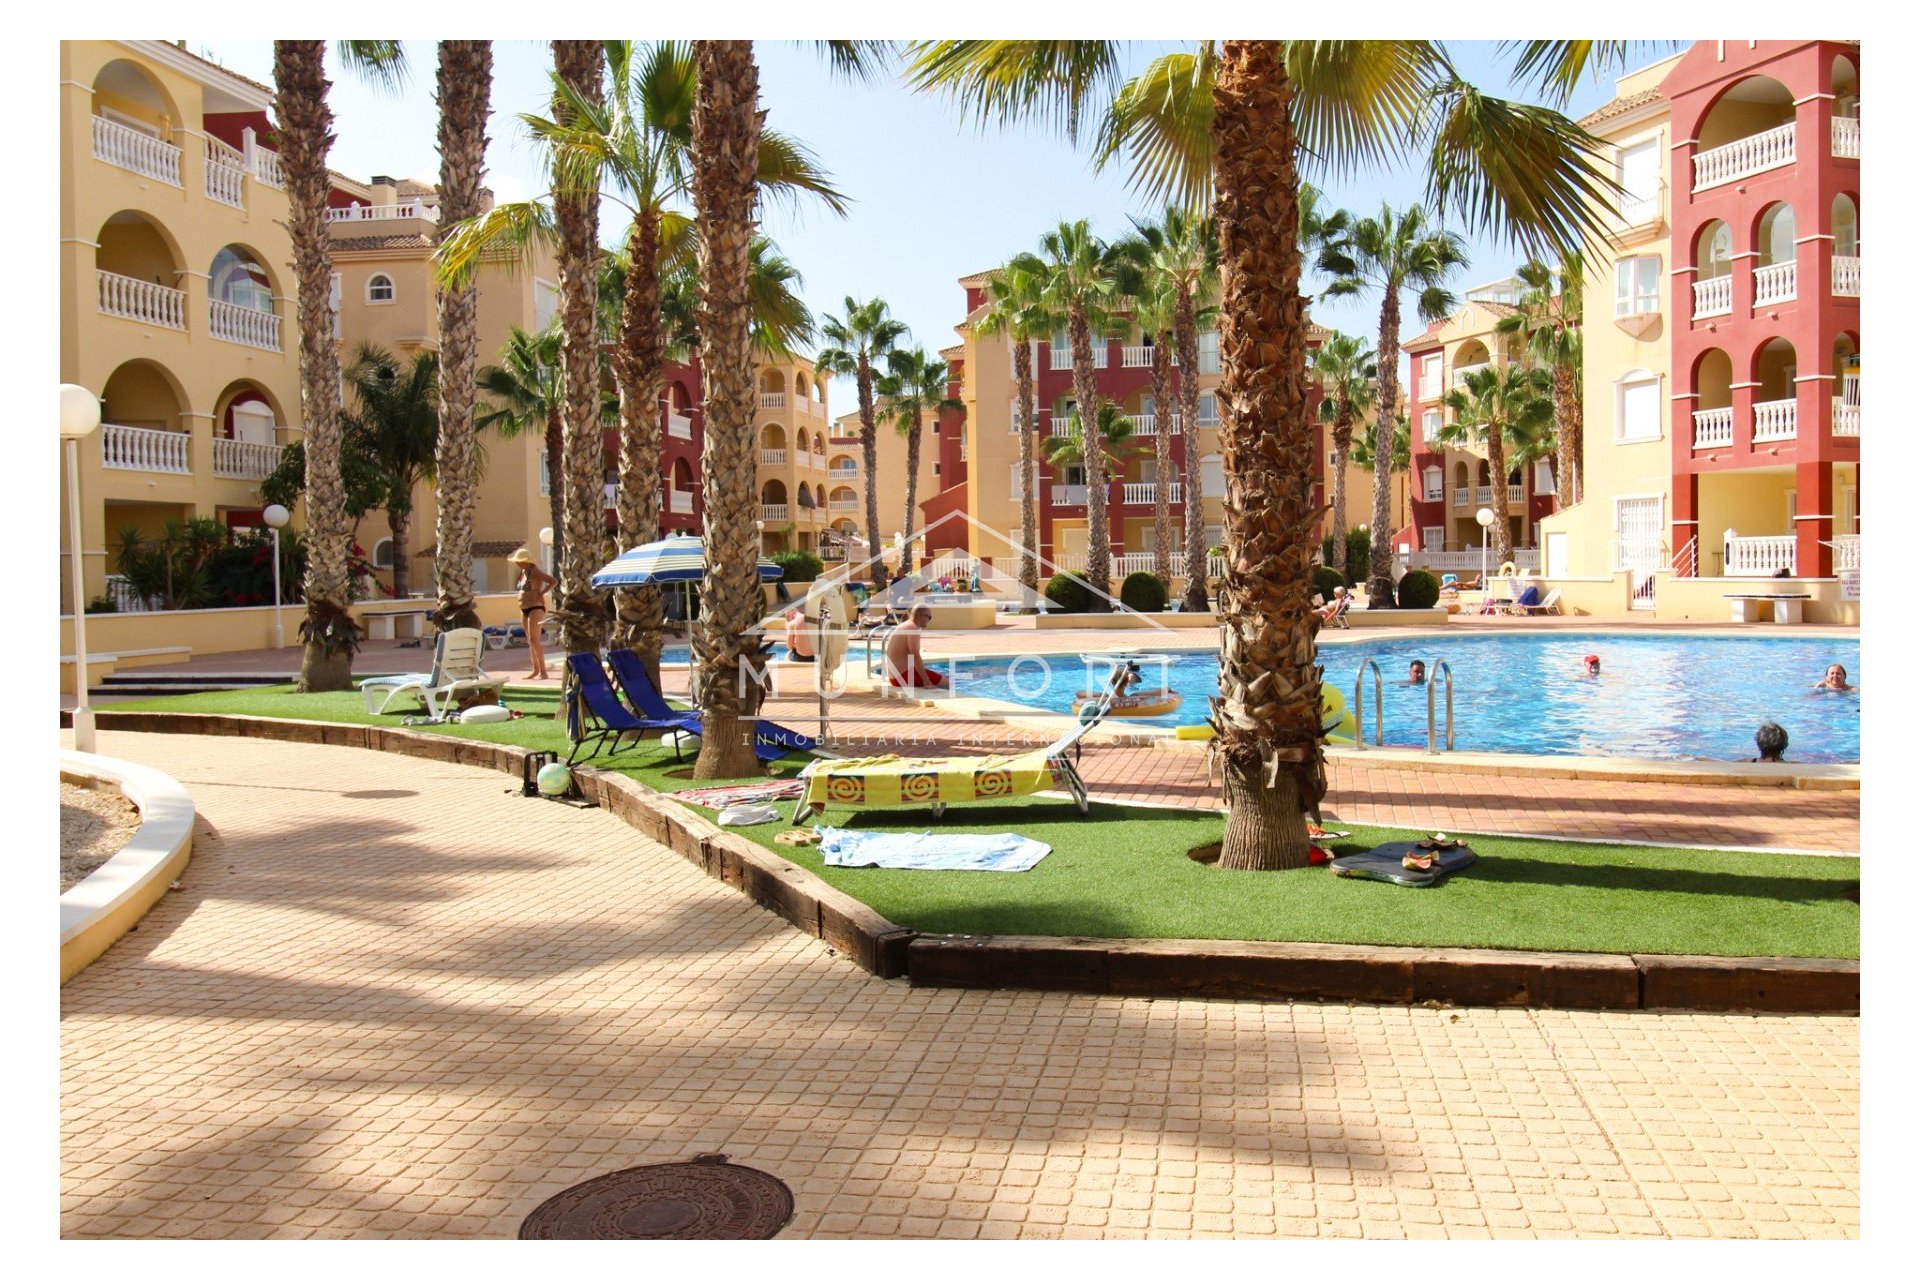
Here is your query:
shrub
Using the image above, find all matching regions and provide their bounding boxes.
[770,550,823,583]
[1044,572,1092,613]
[1120,571,1168,613]
[1343,527,1371,586]
[1320,533,1340,569]
[1396,568,1440,610]
[84,596,118,614]
[1312,565,1346,604]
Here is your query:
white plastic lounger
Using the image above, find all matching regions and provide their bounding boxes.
[359,628,506,718]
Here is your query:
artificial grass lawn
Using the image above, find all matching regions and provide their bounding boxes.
[110,683,1859,960]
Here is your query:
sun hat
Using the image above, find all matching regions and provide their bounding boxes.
[509,547,536,565]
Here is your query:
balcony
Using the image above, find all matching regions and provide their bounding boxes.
[212,437,280,480]
[1832,534,1860,571]
[1832,255,1860,298]
[829,465,858,480]
[1616,181,1666,229]
[1752,398,1797,443]
[1451,362,1491,388]
[1120,345,1176,368]
[1049,419,1075,438]
[252,147,284,189]
[101,424,190,475]
[1692,274,1732,319]
[1832,115,1860,160]
[1692,406,1734,449]
[1129,414,1181,436]
[98,270,186,331]
[1121,482,1183,505]
[1048,346,1108,371]
[761,503,789,522]
[1752,261,1797,307]
[1724,534,1797,577]
[666,412,693,439]
[208,299,282,351]
[1451,489,1468,509]
[92,116,181,186]
[829,498,858,513]
[1832,397,1860,438]
[760,448,786,465]
[668,489,695,515]
[205,138,245,208]
[1050,484,1088,506]
[326,200,440,224]
[1692,121,1795,191]
[760,392,786,409]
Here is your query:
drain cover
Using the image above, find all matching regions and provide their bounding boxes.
[518,1154,793,1239]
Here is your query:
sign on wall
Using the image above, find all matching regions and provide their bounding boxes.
[1841,569,1860,601]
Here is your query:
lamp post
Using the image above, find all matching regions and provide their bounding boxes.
[1476,506,1495,591]
[60,384,102,752]
[538,525,554,575]
[263,503,290,649]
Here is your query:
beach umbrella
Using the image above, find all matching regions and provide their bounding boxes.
[590,532,783,588]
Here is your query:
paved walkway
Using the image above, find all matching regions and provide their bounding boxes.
[62,732,1859,1239]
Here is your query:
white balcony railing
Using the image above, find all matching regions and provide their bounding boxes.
[326,200,440,224]
[1121,482,1183,506]
[1831,534,1860,571]
[666,412,693,439]
[1752,398,1798,442]
[829,498,858,512]
[1725,534,1797,577]
[1474,485,1493,504]
[1451,362,1491,388]
[668,489,695,515]
[761,503,789,522]
[101,424,190,475]
[760,392,786,409]
[1692,406,1735,449]
[1451,489,1468,509]
[1832,254,1860,298]
[1119,345,1176,368]
[1832,397,1860,438]
[1753,261,1797,306]
[1692,121,1796,191]
[1692,274,1733,319]
[1129,413,1183,436]
[1050,418,1074,438]
[251,147,284,189]
[1617,182,1665,226]
[1408,548,1538,572]
[1051,484,1089,506]
[760,448,786,465]
[208,299,282,351]
[212,437,280,480]
[97,270,186,330]
[1508,484,1526,504]
[92,115,182,186]
[205,138,245,207]
[1832,115,1860,160]
[1048,346,1108,371]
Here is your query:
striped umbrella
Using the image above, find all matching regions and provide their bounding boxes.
[589,532,784,587]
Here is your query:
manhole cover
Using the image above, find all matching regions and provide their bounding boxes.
[518,1154,793,1239]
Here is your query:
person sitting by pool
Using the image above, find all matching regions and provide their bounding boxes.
[1406,660,1427,686]
[1315,586,1348,620]
[783,608,816,664]
[1751,721,1789,762]
[1582,653,1601,676]
[884,606,947,689]
[1812,663,1855,692]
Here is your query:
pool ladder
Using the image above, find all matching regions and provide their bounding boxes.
[1350,657,1456,753]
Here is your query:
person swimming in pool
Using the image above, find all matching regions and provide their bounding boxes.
[1406,660,1427,686]
[1751,722,1789,762]
[1812,663,1855,692]
[1582,653,1601,676]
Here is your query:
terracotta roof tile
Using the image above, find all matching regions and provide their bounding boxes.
[330,233,435,251]
[1579,87,1664,129]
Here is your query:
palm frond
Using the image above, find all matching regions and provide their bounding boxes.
[756,129,851,217]
[816,40,897,84]
[1500,40,1647,107]
[335,40,408,92]
[904,40,1125,143]
[433,200,557,287]
[1094,48,1216,212]
[1287,40,1443,174]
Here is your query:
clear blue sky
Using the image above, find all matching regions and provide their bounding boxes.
[195,40,1635,400]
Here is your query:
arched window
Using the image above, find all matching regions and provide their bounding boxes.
[1757,204,1796,267]
[366,273,395,303]
[1832,194,1859,258]
[210,246,274,311]
[1614,368,1663,443]
[372,538,395,569]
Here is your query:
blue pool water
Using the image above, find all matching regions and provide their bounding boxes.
[938,633,1861,763]
[662,643,790,664]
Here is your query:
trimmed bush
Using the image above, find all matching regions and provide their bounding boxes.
[1343,527,1371,586]
[1044,572,1093,613]
[1396,568,1440,610]
[1120,571,1168,613]
[1312,565,1346,604]
[1320,533,1340,570]
[770,550,823,583]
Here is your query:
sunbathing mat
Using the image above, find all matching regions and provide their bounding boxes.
[673,779,805,809]
[817,827,1052,872]
[1329,841,1477,888]
[801,752,1055,810]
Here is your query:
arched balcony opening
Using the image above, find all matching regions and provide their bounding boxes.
[760,479,789,524]
[1450,339,1491,390]
[1693,76,1797,190]
[208,244,283,350]
[759,367,787,408]
[760,422,786,465]
[1691,220,1734,318]
[99,360,191,475]
[212,380,284,480]
[95,211,187,331]
[1752,338,1799,443]
[1831,334,1859,438]
[1752,203,1798,305]
[89,60,182,186]
[1689,349,1734,449]
[1831,194,1860,297]
[667,456,697,515]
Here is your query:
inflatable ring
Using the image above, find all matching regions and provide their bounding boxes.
[1499,561,1517,577]
[1174,723,1215,741]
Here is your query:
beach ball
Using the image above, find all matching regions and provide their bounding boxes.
[536,762,574,797]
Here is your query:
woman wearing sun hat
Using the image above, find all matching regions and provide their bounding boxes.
[509,547,558,681]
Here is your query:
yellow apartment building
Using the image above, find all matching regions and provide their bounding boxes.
[752,359,835,557]
[826,391,942,561]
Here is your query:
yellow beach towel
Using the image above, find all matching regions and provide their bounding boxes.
[802,750,1056,809]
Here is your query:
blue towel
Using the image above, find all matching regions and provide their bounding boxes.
[816,827,1052,872]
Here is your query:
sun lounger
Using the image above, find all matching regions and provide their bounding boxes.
[1318,594,1352,629]
[359,628,507,718]
[1507,587,1562,617]
[604,648,816,764]
[563,652,699,765]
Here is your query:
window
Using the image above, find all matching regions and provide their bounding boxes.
[1203,524,1225,549]
[1422,527,1444,551]
[1422,409,1442,442]
[1616,138,1661,221]
[958,429,968,461]
[1615,256,1661,316]
[1009,464,1038,497]
[1534,459,1556,494]
[372,538,394,569]
[1423,466,1443,501]
[1615,370,1663,442]
[1197,392,1219,425]
[534,278,559,330]
[1418,354,1441,400]
[1197,330,1220,374]
[932,461,941,477]
[367,273,395,304]
[1200,454,1226,498]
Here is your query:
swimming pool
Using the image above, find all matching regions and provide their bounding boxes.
[938,633,1861,763]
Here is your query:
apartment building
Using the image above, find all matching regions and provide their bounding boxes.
[825,390,943,562]
[60,40,302,606]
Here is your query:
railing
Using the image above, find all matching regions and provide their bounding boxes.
[97,270,186,330]
[1832,115,1860,159]
[1426,660,1455,754]
[829,498,858,512]
[103,575,158,614]
[1048,346,1108,371]
[1692,274,1733,319]
[668,489,695,515]
[1753,398,1798,442]
[1692,121,1795,191]
[1474,485,1492,504]
[101,424,190,475]
[1129,414,1182,436]
[1692,406,1734,449]
[760,448,786,465]
[1050,484,1089,506]
[1408,549,1538,572]
[667,412,693,439]
[92,115,181,186]
[1451,489,1468,509]
[1753,261,1797,306]
[1119,345,1176,368]
[1451,362,1491,388]
[251,147,284,189]
[205,138,245,207]
[1121,482,1183,506]
[1508,484,1525,504]
[208,299,282,351]
[1832,254,1860,298]
[1830,535,1860,571]
[212,437,280,480]
[1672,536,1699,579]
[829,466,859,479]
[326,200,440,223]
[1832,397,1860,437]
[1050,419,1075,437]
[1352,659,1385,749]
[1724,534,1797,577]
[759,392,786,409]
[1617,182,1664,226]
[761,503,789,522]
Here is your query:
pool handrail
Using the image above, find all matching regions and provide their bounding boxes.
[1353,658,1385,749]
[1426,659,1455,753]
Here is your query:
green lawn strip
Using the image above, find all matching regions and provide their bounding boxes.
[109,684,1859,960]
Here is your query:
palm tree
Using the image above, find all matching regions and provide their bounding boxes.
[907,39,1619,870]
[970,261,1053,598]
[272,40,406,691]
[876,348,962,551]
[1348,409,1412,534]
[429,40,493,633]
[1436,364,1555,565]
[1493,254,1584,507]
[815,298,909,586]
[1311,332,1378,541]
[1323,204,1467,607]
[1041,401,1143,477]
[341,345,445,600]
[475,325,568,569]
[1011,220,1129,609]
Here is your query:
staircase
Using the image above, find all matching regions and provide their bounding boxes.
[88,671,288,701]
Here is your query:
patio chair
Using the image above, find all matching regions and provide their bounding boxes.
[604,648,817,763]
[1317,594,1352,629]
[563,652,699,765]
[1507,587,1563,617]
[359,628,506,718]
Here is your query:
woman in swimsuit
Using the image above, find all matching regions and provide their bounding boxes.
[509,547,558,680]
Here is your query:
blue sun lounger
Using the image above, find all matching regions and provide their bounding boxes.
[563,652,698,765]
[604,648,817,764]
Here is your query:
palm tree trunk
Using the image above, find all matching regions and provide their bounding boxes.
[274,42,356,692]
[1176,286,1208,613]
[1554,363,1579,507]
[388,505,410,599]
[1014,338,1039,598]
[544,409,565,569]
[429,39,492,634]
[612,210,667,686]
[1150,332,1174,589]
[1487,424,1514,566]
[1210,39,1322,872]
[858,354,885,587]
[1068,302,1110,610]
[902,412,922,549]
[551,40,609,657]
[1367,292,1401,607]
[1331,394,1352,549]
[689,39,765,780]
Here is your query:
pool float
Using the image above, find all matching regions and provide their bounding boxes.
[1170,684,1353,743]
[1073,688,1184,718]
[1499,561,1517,577]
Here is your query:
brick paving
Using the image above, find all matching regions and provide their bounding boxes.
[62,731,1858,1239]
